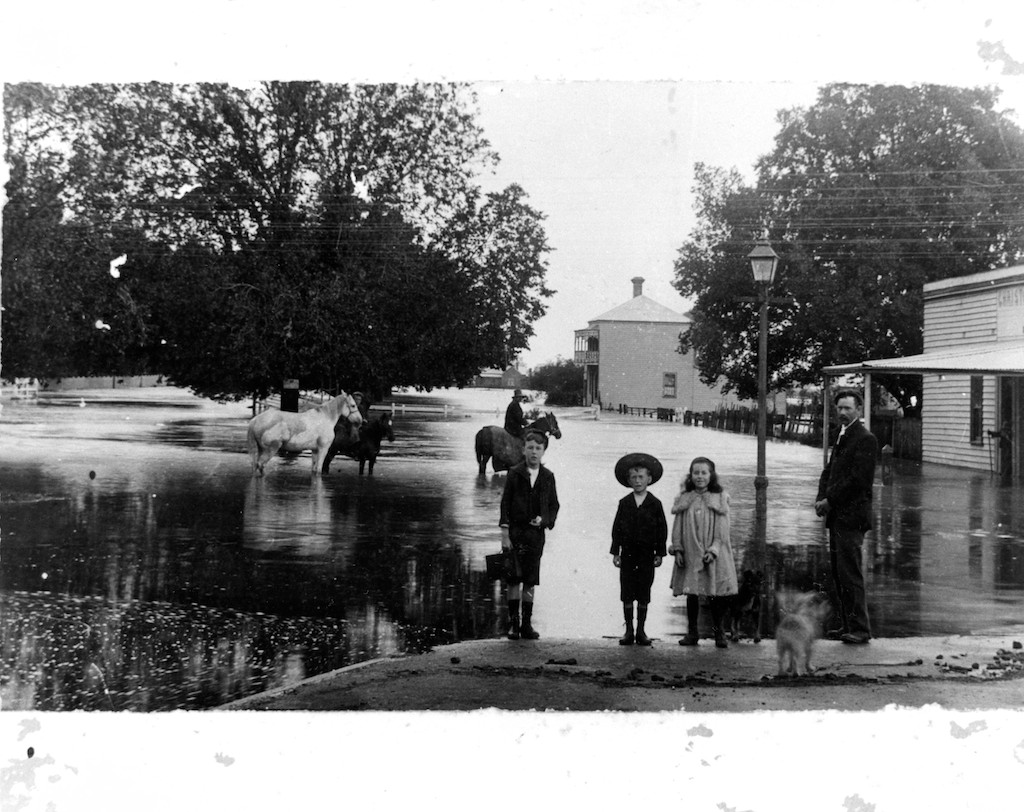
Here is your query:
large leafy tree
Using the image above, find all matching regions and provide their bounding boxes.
[673,84,1024,407]
[2,82,553,400]
[1,84,154,378]
[529,358,585,406]
[439,183,553,369]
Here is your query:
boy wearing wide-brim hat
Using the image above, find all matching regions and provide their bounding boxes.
[610,453,668,645]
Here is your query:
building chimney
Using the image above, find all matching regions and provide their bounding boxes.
[631,276,644,298]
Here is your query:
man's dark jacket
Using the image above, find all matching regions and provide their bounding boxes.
[504,399,525,437]
[816,420,878,532]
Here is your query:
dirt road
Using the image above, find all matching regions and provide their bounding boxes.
[224,632,1024,712]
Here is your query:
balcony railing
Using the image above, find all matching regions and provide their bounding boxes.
[574,328,599,365]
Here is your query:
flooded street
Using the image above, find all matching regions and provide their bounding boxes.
[2,386,1024,711]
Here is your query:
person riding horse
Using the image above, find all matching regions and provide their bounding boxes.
[477,411,561,475]
[351,391,372,422]
[504,389,529,439]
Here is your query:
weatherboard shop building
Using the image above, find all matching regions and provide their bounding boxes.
[825,264,1024,480]
[573,277,744,415]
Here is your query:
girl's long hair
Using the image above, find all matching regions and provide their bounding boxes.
[683,456,722,493]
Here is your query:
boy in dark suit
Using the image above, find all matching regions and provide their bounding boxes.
[500,429,560,640]
[611,453,668,645]
[815,389,878,644]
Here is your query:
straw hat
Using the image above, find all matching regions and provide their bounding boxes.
[614,453,663,488]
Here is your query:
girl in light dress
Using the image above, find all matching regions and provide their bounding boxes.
[668,457,739,648]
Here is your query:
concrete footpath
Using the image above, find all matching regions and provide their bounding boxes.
[224,631,1024,712]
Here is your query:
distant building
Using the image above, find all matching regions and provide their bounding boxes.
[470,366,525,389]
[573,277,745,413]
[501,366,525,389]
[826,263,1024,478]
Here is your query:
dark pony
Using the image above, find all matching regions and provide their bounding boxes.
[322,412,395,475]
[475,412,562,474]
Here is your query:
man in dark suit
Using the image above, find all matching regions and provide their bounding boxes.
[815,389,877,644]
[503,389,528,439]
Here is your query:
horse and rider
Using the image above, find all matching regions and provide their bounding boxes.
[477,389,561,474]
[322,390,395,475]
[248,385,555,478]
[246,390,363,477]
[246,387,396,477]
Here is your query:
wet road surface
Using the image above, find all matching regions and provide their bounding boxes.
[2,386,1023,710]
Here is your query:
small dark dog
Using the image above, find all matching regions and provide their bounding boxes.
[727,570,763,642]
[775,590,830,677]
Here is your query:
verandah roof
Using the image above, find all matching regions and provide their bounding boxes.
[823,340,1024,378]
[816,339,1024,462]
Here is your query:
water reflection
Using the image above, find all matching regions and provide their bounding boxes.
[2,390,1024,710]
[0,591,352,710]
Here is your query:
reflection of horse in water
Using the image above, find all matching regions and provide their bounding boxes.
[247,391,362,477]
[322,412,395,475]
[475,412,562,474]
[242,477,337,558]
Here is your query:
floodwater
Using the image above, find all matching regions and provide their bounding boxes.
[2,386,1023,711]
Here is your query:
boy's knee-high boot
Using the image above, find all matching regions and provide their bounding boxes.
[710,598,728,648]
[635,605,651,646]
[679,595,700,645]
[520,601,540,640]
[507,599,521,640]
[619,605,635,645]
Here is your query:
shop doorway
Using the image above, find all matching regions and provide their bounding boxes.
[998,377,1022,480]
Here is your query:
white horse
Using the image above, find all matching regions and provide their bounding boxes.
[247,391,362,477]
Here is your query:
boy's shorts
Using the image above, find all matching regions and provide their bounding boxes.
[619,559,656,603]
[510,532,545,587]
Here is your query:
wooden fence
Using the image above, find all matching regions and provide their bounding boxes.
[613,402,923,461]
[617,405,682,421]
[871,414,923,461]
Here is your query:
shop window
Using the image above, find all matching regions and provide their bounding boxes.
[970,376,984,445]
[663,373,677,398]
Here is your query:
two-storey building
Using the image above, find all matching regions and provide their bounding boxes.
[573,277,743,413]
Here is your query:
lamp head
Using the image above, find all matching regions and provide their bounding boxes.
[748,240,779,285]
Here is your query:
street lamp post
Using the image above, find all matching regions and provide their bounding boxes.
[747,241,780,548]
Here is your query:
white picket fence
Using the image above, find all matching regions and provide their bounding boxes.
[254,392,465,418]
[0,378,40,399]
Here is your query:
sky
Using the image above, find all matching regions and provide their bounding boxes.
[472,80,823,366]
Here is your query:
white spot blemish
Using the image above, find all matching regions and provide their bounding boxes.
[109,254,127,277]
[843,793,877,812]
